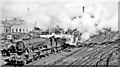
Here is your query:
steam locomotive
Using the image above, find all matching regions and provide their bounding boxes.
[1,33,67,65]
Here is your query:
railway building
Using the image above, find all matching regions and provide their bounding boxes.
[2,18,33,34]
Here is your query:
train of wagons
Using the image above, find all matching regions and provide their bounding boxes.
[1,33,70,66]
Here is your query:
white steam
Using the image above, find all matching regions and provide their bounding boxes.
[2,2,118,41]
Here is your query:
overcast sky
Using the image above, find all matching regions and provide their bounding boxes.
[0,0,119,30]
[1,0,119,18]
[0,0,119,40]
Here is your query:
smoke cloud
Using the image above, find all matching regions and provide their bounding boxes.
[2,1,118,41]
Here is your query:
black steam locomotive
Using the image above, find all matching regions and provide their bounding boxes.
[1,33,67,65]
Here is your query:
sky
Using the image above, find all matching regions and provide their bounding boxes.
[1,0,119,19]
[0,0,119,40]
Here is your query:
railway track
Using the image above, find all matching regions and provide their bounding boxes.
[57,46,104,65]
[95,47,119,65]
[82,47,118,65]
[47,47,87,65]
[67,44,115,65]
[46,43,118,65]
[74,45,118,65]
[50,46,101,65]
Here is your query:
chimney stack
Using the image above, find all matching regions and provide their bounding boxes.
[83,6,85,13]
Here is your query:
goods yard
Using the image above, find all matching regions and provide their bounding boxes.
[0,30,119,66]
[0,1,119,66]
